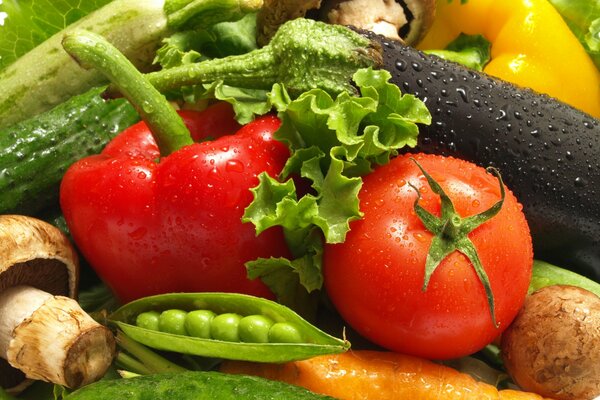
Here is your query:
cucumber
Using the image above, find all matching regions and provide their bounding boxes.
[0,87,138,216]
[64,371,335,399]
[0,0,265,129]
[367,32,600,280]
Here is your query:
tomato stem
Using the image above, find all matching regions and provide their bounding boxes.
[410,159,506,328]
[62,30,194,157]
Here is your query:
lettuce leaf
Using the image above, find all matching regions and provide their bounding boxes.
[0,0,112,71]
[242,68,431,306]
[424,33,491,71]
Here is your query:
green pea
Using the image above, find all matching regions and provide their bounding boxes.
[136,311,160,331]
[185,310,216,339]
[158,309,188,336]
[210,313,242,342]
[238,315,274,343]
[268,322,303,343]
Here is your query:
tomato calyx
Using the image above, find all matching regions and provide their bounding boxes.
[409,159,506,327]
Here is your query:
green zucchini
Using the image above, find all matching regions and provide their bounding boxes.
[0,0,264,129]
[64,371,335,399]
[0,87,139,215]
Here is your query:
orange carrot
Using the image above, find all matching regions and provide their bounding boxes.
[220,350,552,400]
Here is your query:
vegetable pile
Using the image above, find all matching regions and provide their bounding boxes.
[0,0,599,399]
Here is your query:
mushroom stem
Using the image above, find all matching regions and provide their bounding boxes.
[0,285,115,389]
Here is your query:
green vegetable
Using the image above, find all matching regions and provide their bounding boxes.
[424,33,492,71]
[139,308,307,345]
[238,315,273,343]
[126,18,382,97]
[63,371,336,400]
[110,292,350,362]
[210,313,243,342]
[0,0,113,71]
[529,260,600,297]
[0,0,264,129]
[547,0,600,71]
[0,87,138,215]
[158,310,189,335]
[185,310,217,338]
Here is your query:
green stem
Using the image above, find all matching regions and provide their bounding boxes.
[107,18,380,98]
[116,352,153,375]
[167,0,264,30]
[149,46,277,92]
[62,30,194,156]
[116,331,187,374]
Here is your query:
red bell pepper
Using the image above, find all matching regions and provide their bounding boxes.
[60,31,290,303]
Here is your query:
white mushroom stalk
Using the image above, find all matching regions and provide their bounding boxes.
[0,215,115,392]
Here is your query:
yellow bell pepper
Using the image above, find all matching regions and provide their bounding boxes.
[418,0,600,118]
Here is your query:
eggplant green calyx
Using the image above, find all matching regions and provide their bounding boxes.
[408,159,506,328]
[62,30,194,157]
[114,18,382,98]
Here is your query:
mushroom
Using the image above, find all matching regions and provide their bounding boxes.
[256,0,323,46]
[318,0,436,46]
[0,215,116,394]
[501,285,600,400]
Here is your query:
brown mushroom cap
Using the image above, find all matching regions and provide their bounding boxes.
[0,214,77,298]
[501,285,600,400]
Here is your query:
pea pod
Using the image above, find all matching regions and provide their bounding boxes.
[109,292,350,362]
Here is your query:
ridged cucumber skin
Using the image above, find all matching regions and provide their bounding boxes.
[0,0,167,129]
[64,371,335,400]
[0,87,139,216]
[369,33,600,280]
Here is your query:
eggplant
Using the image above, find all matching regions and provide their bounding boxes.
[361,31,600,280]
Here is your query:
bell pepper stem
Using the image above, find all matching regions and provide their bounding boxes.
[62,30,194,156]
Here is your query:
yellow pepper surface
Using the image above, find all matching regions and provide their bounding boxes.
[418,0,600,118]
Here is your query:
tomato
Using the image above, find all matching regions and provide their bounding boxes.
[323,153,533,359]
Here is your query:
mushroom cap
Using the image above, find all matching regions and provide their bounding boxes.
[319,0,436,46]
[501,285,600,400]
[0,215,79,392]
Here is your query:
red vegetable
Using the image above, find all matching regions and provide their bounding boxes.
[324,153,533,360]
[60,103,291,303]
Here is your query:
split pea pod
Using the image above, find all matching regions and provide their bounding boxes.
[109,292,350,362]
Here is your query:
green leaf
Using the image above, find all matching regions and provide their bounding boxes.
[246,230,324,318]
[243,68,430,298]
[424,33,492,71]
[154,13,258,70]
[547,0,600,70]
[314,157,363,243]
[154,31,208,69]
[0,0,113,71]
